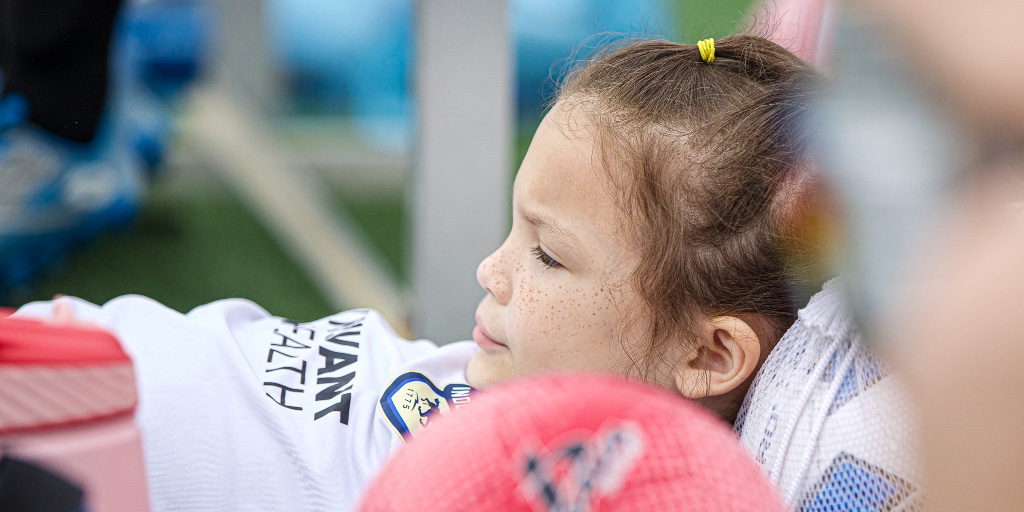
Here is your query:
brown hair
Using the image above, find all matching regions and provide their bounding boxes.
[554,35,823,380]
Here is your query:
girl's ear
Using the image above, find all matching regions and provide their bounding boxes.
[672,316,761,400]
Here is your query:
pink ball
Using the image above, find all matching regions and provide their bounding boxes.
[359,373,787,512]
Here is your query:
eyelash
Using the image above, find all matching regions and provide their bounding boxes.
[532,246,563,269]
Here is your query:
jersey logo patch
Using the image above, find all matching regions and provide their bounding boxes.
[379,372,475,440]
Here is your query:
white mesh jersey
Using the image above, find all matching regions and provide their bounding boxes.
[735,279,924,511]
[15,296,479,512]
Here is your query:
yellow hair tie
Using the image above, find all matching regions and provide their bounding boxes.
[697,38,715,63]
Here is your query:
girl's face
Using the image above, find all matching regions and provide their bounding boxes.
[467,103,654,389]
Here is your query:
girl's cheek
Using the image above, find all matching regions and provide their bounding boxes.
[516,276,556,337]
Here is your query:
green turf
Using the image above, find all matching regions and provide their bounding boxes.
[327,187,409,285]
[675,0,757,42]
[14,173,336,322]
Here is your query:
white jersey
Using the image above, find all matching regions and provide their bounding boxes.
[15,296,479,512]
[735,280,923,511]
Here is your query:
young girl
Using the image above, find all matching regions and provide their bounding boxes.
[15,35,821,511]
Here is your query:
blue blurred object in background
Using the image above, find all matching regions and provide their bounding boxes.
[267,0,413,151]
[0,0,210,302]
[122,0,213,100]
[118,0,213,172]
[266,0,677,152]
[513,0,677,119]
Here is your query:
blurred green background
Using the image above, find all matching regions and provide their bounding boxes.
[14,0,755,321]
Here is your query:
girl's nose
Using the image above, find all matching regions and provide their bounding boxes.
[476,243,512,305]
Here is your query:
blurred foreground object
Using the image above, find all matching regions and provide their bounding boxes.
[811,1,1024,511]
[359,374,787,512]
[0,308,150,511]
[856,0,1024,128]
[881,193,1024,512]
[812,7,963,336]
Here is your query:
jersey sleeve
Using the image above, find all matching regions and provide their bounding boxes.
[15,296,477,512]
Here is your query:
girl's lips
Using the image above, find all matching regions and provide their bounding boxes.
[473,319,507,351]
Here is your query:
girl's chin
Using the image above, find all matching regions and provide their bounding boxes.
[465,350,515,389]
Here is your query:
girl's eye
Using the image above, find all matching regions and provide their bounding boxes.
[532,246,563,269]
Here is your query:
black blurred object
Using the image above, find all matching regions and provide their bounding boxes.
[0,457,85,512]
[0,0,124,143]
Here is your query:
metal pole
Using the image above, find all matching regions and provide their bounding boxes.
[209,0,280,113]
[413,0,512,343]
